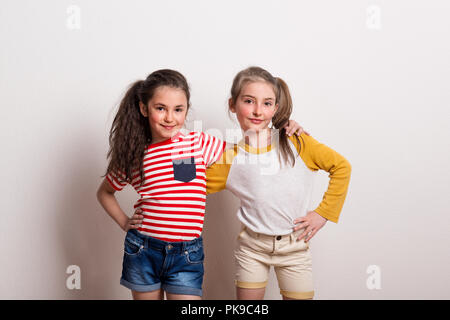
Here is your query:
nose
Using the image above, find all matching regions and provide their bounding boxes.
[164,111,174,123]
[252,103,262,116]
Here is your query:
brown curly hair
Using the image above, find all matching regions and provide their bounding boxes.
[103,69,190,186]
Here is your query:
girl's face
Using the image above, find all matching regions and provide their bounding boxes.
[230,81,278,133]
[140,86,188,144]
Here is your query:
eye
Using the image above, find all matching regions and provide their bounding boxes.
[244,99,253,104]
[156,107,164,111]
[175,108,184,113]
[264,102,273,107]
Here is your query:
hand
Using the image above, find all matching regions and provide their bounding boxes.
[123,208,144,232]
[293,211,327,242]
[284,120,310,137]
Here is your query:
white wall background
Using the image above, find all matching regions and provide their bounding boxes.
[1,0,449,299]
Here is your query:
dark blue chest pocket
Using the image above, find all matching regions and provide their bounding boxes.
[173,157,196,183]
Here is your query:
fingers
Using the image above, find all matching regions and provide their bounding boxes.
[286,126,296,137]
[129,209,144,229]
[297,227,311,241]
[133,209,144,219]
[129,221,141,229]
[288,125,302,137]
[131,213,144,220]
[283,121,297,137]
[130,217,143,225]
[283,120,310,137]
[293,216,306,225]
[293,217,308,234]
[297,225,316,242]
[305,228,318,243]
[293,222,309,231]
[293,125,303,136]
[295,211,325,242]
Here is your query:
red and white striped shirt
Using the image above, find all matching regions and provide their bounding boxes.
[106,131,225,242]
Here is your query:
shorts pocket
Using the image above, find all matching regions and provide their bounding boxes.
[173,157,196,183]
[184,246,204,265]
[124,233,144,256]
[291,229,309,251]
[294,238,309,251]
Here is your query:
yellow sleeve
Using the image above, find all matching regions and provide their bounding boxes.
[289,133,352,223]
[206,145,238,195]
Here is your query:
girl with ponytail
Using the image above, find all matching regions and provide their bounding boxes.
[96,69,305,300]
[206,66,352,300]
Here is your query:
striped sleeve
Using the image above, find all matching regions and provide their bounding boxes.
[105,169,128,191]
[200,132,226,167]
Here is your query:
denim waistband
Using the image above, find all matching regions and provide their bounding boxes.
[127,229,203,253]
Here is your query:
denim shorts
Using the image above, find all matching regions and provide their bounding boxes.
[120,229,204,296]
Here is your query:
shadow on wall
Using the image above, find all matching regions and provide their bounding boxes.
[54,125,132,299]
[202,191,241,300]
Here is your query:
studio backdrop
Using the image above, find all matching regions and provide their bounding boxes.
[0,0,449,299]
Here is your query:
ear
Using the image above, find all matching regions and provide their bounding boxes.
[139,101,148,117]
[228,98,236,114]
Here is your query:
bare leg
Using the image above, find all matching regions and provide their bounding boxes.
[131,289,164,300]
[236,287,266,300]
[166,293,201,300]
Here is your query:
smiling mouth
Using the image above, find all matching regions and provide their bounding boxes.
[161,125,176,130]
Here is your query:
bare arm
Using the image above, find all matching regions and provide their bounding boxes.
[96,178,143,232]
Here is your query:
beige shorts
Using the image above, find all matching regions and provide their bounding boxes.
[234,226,314,299]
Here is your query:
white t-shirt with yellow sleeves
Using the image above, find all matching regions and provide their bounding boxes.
[206,132,351,236]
